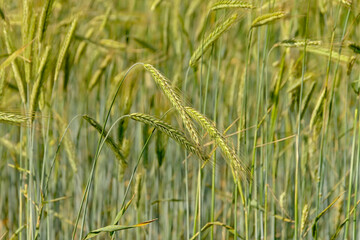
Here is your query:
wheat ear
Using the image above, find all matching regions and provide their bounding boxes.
[189,13,238,67]
[210,1,255,11]
[0,112,30,125]
[143,64,200,146]
[185,106,250,182]
[83,115,127,167]
[251,11,286,28]
[129,113,207,161]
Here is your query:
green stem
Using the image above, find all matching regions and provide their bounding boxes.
[345,110,357,240]
[72,63,143,239]
[296,0,311,238]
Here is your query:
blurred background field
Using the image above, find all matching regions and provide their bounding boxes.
[0,0,360,239]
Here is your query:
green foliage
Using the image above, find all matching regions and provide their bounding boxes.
[0,0,359,239]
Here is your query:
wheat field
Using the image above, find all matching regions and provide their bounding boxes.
[0,0,360,239]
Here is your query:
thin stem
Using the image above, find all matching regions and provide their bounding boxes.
[72,62,143,239]
[295,0,311,238]
[345,110,358,240]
